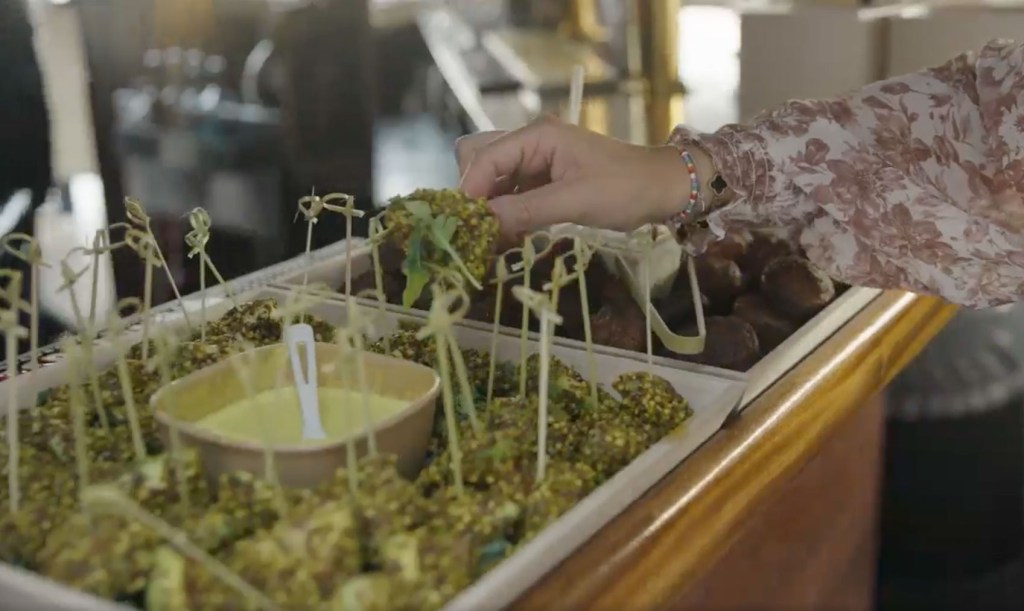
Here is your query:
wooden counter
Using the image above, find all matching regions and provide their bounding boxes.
[514,291,957,610]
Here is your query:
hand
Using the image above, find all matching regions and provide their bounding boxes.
[456,117,694,242]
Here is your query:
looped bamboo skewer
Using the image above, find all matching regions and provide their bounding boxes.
[124,228,162,362]
[416,284,473,494]
[1,272,28,513]
[185,208,234,340]
[1,233,48,372]
[57,252,110,431]
[125,198,191,327]
[105,297,149,464]
[511,285,564,483]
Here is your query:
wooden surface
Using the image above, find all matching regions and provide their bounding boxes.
[515,291,958,610]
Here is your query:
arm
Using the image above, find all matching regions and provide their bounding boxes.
[672,39,1024,308]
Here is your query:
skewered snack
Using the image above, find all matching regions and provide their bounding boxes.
[669,316,762,371]
[760,255,837,321]
[733,293,800,353]
[344,199,842,371]
[737,231,794,287]
[382,189,501,307]
[0,285,699,611]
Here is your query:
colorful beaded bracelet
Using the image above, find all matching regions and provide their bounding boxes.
[677,148,704,222]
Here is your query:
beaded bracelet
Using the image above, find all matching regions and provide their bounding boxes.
[676,148,705,223]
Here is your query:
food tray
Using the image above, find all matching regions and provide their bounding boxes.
[271,242,881,408]
[0,285,745,610]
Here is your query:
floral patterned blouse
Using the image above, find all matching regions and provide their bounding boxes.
[671,39,1024,309]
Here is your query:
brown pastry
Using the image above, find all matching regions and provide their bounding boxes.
[667,316,761,371]
[760,256,836,321]
[591,293,647,353]
[738,232,794,288]
[693,255,746,314]
[703,230,752,262]
[733,293,799,354]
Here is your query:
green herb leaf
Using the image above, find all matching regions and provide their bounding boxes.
[403,200,433,220]
[401,227,429,307]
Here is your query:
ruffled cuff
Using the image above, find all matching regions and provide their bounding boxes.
[668,124,811,240]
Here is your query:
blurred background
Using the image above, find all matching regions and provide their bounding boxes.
[4,1,1024,609]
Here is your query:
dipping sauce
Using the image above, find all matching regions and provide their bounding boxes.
[195,387,407,446]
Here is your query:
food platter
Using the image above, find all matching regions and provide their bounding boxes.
[273,241,880,407]
[0,185,870,610]
[0,281,744,610]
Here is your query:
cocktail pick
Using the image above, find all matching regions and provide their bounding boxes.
[1,273,27,513]
[296,192,363,297]
[628,226,656,365]
[126,198,192,328]
[1,233,48,372]
[185,208,234,341]
[125,229,162,363]
[85,224,130,330]
[227,340,287,516]
[338,296,383,457]
[511,285,563,483]
[295,188,320,290]
[485,250,524,410]
[81,485,283,611]
[61,338,91,503]
[573,236,600,405]
[327,332,360,497]
[58,252,110,431]
[516,238,537,398]
[106,297,148,464]
[367,214,391,354]
[146,327,190,510]
[416,284,470,495]
[430,268,481,433]
[509,232,564,397]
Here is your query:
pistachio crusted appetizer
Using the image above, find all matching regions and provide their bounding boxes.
[381,189,500,307]
[349,226,845,371]
[1,294,693,611]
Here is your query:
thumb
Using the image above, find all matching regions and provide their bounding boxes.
[488,180,593,240]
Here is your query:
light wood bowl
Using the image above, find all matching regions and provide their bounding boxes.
[150,343,440,488]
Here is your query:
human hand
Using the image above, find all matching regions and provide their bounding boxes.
[456,117,694,242]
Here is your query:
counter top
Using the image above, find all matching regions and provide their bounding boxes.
[513,291,957,609]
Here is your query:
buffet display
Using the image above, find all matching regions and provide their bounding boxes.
[279,190,878,404]
[0,191,745,610]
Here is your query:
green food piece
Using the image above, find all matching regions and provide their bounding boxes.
[383,189,500,308]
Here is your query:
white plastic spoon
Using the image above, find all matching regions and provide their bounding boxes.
[284,323,326,440]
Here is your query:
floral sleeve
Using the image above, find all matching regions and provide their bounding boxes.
[670,39,1024,309]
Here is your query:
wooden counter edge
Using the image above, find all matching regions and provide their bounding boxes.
[514,291,957,610]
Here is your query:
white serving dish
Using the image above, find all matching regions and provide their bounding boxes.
[270,242,881,408]
[0,284,745,611]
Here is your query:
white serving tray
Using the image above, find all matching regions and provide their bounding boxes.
[270,242,881,409]
[0,285,746,611]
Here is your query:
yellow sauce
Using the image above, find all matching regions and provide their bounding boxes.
[196,387,406,446]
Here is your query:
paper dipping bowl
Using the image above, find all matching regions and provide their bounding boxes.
[150,343,440,489]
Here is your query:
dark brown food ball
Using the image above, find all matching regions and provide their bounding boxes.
[344,270,378,296]
[738,232,794,288]
[693,255,746,314]
[582,255,615,313]
[760,256,836,321]
[591,294,647,353]
[652,256,709,328]
[733,293,799,354]
[703,230,752,262]
[668,316,761,371]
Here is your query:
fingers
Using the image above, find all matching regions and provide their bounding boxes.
[454,130,506,175]
[459,119,563,199]
[488,180,593,240]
